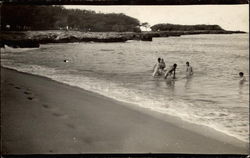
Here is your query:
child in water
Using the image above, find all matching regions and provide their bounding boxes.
[152,58,166,77]
[186,61,193,77]
[164,63,177,79]
[152,58,162,77]
[159,58,166,70]
[239,72,246,83]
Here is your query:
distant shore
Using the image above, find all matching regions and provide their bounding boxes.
[1,67,249,154]
[1,30,246,48]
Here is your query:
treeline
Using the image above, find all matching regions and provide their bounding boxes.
[151,23,224,31]
[0,5,141,32]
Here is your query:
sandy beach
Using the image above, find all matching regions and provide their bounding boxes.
[1,67,248,154]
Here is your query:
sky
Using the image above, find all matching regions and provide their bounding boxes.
[64,5,249,32]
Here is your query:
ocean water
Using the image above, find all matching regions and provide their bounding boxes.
[1,34,249,142]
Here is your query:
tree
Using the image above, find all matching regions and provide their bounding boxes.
[150,23,224,32]
[1,5,141,32]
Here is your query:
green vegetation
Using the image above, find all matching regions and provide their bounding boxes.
[151,23,224,31]
[0,5,140,32]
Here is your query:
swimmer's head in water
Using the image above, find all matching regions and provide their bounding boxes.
[239,72,244,77]
[186,62,189,66]
[173,63,177,68]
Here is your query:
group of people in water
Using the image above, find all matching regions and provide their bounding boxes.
[153,57,246,84]
[152,57,193,79]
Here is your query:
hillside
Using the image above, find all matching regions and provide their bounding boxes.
[151,23,225,32]
[0,5,140,32]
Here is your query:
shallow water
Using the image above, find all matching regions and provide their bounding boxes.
[1,34,249,142]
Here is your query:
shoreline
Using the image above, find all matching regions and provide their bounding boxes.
[1,65,249,144]
[1,67,248,154]
[1,30,246,48]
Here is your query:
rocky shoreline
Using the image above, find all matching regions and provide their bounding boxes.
[1,30,246,48]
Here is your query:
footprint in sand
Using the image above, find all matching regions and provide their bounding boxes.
[15,86,21,90]
[41,104,69,119]
[52,112,63,117]
[12,85,34,99]
[27,97,33,100]
[82,137,92,144]
[65,123,76,129]
[6,82,21,90]
[8,83,14,86]
[42,104,60,112]
[24,91,32,95]
[26,96,39,101]
[42,104,50,109]
[23,89,39,101]
[52,112,69,119]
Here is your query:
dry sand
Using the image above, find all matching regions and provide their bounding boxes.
[1,67,248,154]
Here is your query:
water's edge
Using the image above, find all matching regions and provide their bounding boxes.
[1,65,248,145]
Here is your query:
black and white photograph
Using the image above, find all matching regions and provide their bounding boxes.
[0,1,249,156]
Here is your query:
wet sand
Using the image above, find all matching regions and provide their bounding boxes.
[1,67,248,154]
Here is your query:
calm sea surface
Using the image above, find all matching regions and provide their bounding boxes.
[1,34,249,142]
